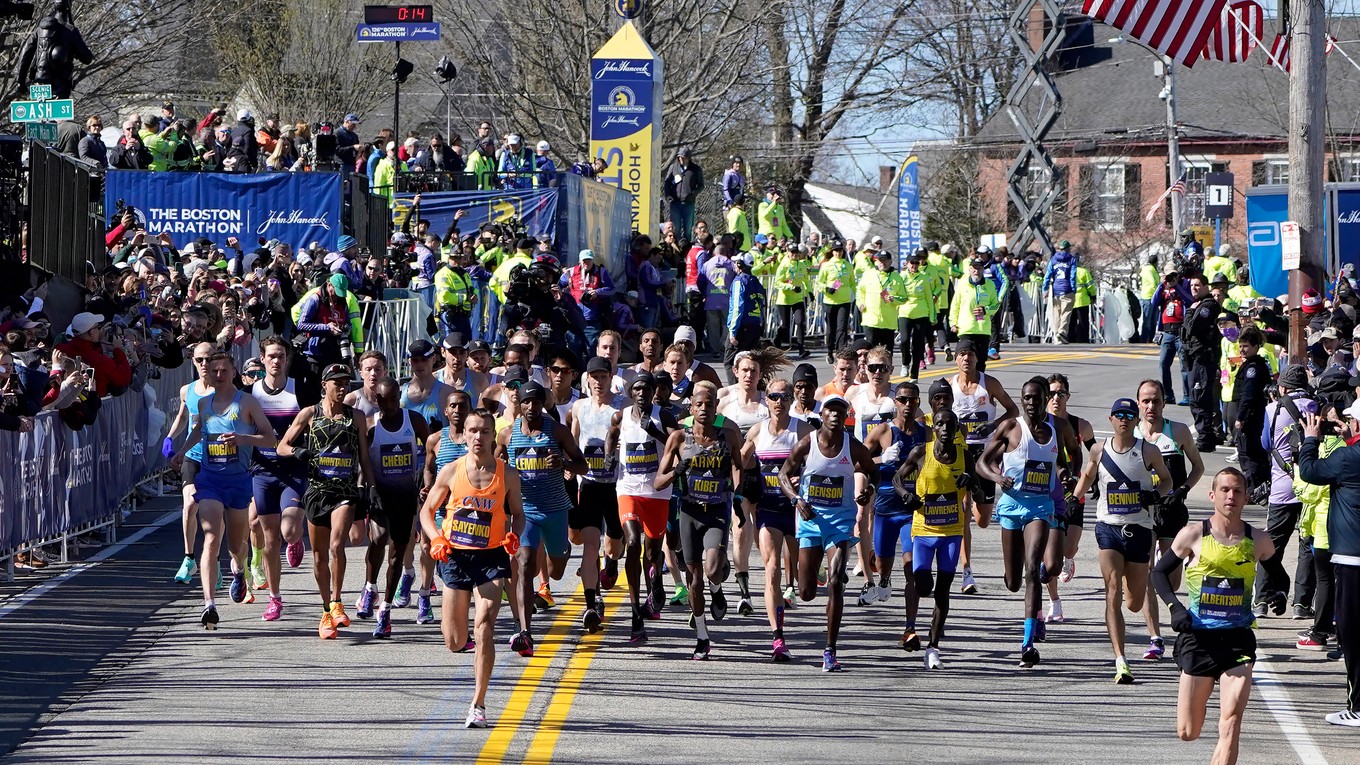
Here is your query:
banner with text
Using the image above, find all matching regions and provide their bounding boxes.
[391,187,558,243]
[896,155,922,269]
[104,171,343,252]
[589,21,664,236]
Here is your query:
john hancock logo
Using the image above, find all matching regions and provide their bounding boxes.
[257,210,332,235]
[595,60,651,80]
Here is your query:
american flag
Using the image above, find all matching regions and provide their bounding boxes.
[1083,0,1228,67]
[1204,1,1263,62]
[1145,172,1188,223]
[1267,32,1291,72]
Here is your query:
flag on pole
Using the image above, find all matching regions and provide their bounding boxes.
[1203,1,1263,62]
[1267,32,1291,72]
[1326,33,1337,54]
[1146,172,1188,223]
[1082,0,1228,67]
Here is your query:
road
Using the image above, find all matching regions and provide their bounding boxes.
[0,345,1351,764]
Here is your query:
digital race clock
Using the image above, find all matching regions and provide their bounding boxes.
[363,5,434,23]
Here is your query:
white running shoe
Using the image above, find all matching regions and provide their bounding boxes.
[1060,557,1076,583]
[875,582,892,603]
[1325,710,1360,727]
[1046,599,1064,623]
[960,568,978,595]
[925,647,942,669]
[465,705,488,729]
[856,582,878,606]
[898,365,910,378]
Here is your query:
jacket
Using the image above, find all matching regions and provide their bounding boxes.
[816,256,856,305]
[726,206,752,250]
[227,120,258,172]
[373,157,406,203]
[1180,297,1223,360]
[1298,435,1360,559]
[721,169,745,205]
[1138,264,1160,301]
[1297,435,1343,550]
[856,268,906,329]
[78,133,108,168]
[949,277,1000,336]
[663,160,703,203]
[139,127,178,171]
[757,199,794,240]
[434,265,475,313]
[490,252,533,301]
[465,150,496,190]
[1042,250,1077,296]
[1264,392,1320,505]
[560,264,615,323]
[1072,266,1097,309]
[1202,255,1238,286]
[772,255,812,306]
[290,288,364,354]
[1230,353,1273,424]
[897,268,938,321]
[727,271,766,334]
[53,337,132,398]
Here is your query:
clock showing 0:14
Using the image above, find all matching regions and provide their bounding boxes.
[363,5,434,23]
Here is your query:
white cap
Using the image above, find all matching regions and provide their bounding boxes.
[578,249,595,261]
[1219,243,1232,257]
[404,137,418,147]
[674,325,698,345]
[536,140,550,152]
[386,141,396,151]
[68,311,101,335]
[1346,400,1360,422]
[508,134,522,145]
[626,290,640,300]
[871,236,884,246]
[296,252,313,266]
[237,109,252,121]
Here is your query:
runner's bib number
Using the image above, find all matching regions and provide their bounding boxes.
[1198,576,1248,621]
[205,436,238,467]
[442,498,492,549]
[1105,482,1142,515]
[1020,459,1053,494]
[378,443,414,481]
[317,449,354,479]
[623,441,658,477]
[759,456,786,500]
[923,492,961,527]
[805,475,846,510]
[583,444,615,481]
[514,445,554,481]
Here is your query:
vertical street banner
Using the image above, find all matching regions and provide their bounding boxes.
[589,21,664,237]
[896,155,922,268]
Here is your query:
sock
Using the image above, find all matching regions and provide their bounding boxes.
[695,614,709,640]
[736,572,750,598]
[418,588,430,598]
[204,598,215,608]
[1023,617,1039,646]
[776,606,785,630]
[379,601,390,612]
[1038,562,1051,584]
[826,639,836,652]
[250,546,262,568]
[364,582,375,592]
[404,566,416,577]
[904,621,916,632]
[773,628,784,640]
[604,557,619,576]
[878,574,890,588]
[585,588,597,610]
[709,580,722,596]
[269,589,280,598]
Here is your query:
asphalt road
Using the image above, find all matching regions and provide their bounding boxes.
[0,344,1352,764]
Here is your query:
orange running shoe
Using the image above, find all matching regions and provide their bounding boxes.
[318,611,338,639]
[330,601,351,628]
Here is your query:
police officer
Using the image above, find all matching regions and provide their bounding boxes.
[434,245,477,338]
[1180,274,1223,452]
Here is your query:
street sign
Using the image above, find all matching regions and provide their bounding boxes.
[27,84,51,100]
[1206,171,1235,219]
[364,4,433,23]
[1281,220,1301,270]
[10,99,73,122]
[25,122,57,143]
[354,22,441,42]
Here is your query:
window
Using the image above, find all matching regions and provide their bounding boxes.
[1181,165,1211,225]
[1264,160,1289,185]
[1092,164,1125,231]
[1342,158,1360,182]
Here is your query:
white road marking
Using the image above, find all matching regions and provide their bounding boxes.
[1254,659,1331,765]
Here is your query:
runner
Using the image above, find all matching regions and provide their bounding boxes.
[950,337,1017,594]
[1152,467,1274,763]
[421,407,526,729]
[1043,372,1099,624]
[345,350,388,419]
[249,337,307,621]
[780,394,876,671]
[977,376,1079,666]
[892,407,969,667]
[277,363,374,639]
[662,337,722,407]
[358,378,431,637]
[614,372,680,643]
[546,348,585,609]
[399,339,453,614]
[630,328,666,376]
[739,378,811,660]
[847,346,898,603]
[570,356,624,632]
[789,363,823,429]
[1134,378,1205,660]
[1073,397,1172,683]
[495,380,588,655]
[864,382,929,610]
[164,342,215,584]
[719,350,772,616]
[171,352,277,628]
[656,381,744,659]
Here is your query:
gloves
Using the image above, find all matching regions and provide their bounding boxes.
[162,436,175,459]
[1166,485,1189,505]
[972,421,997,441]
[955,472,974,490]
[503,531,520,556]
[368,484,382,509]
[739,469,765,504]
[1169,603,1193,633]
[734,503,748,528]
[879,441,903,465]
[292,447,314,464]
[902,493,923,513]
[429,535,454,563]
[1139,490,1160,508]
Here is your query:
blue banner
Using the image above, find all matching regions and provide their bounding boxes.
[896,156,922,269]
[355,22,441,42]
[392,187,558,243]
[104,171,342,253]
[1246,187,1332,300]
[1332,187,1360,281]
[559,173,633,278]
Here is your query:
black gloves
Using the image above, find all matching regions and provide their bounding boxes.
[1140,490,1160,508]
[1169,603,1193,633]
[955,472,974,490]
[292,447,314,464]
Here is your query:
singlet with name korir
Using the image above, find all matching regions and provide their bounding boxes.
[371,409,419,488]
[950,373,997,446]
[507,416,573,515]
[1094,439,1154,527]
[306,404,361,494]
[678,428,733,507]
[798,432,856,517]
[997,415,1058,515]
[1187,518,1257,630]
[200,390,252,476]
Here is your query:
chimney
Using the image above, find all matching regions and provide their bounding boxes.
[880,165,896,194]
[1028,2,1047,53]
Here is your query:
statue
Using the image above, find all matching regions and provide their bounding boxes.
[11,0,93,100]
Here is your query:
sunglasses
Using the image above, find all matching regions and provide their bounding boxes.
[867,364,889,374]
[1050,390,1069,398]
[548,365,574,375]
[1112,412,1137,422]
[766,392,788,402]
[193,356,211,363]
[895,395,919,403]
[505,379,526,390]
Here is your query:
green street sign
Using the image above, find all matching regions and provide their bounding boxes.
[26,122,57,143]
[10,99,74,122]
[27,84,52,100]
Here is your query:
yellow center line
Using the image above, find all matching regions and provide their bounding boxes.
[522,582,630,764]
[475,581,586,765]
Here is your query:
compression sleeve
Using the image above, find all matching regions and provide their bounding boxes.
[1151,550,1184,608]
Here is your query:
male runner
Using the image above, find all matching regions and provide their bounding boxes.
[1152,467,1274,764]
[165,342,215,584]
[421,407,526,729]
[950,337,1017,594]
[172,352,277,627]
[1043,372,1098,623]
[1074,397,1172,683]
[789,363,823,429]
[780,394,876,671]
[848,346,898,603]
[278,363,374,639]
[249,337,308,621]
[495,380,588,655]
[1134,378,1205,660]
[977,376,1079,666]
[863,382,929,606]
[571,356,624,632]
[656,381,743,659]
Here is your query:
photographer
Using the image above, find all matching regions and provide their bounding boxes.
[434,246,476,337]
[501,258,577,360]
[55,311,133,398]
[291,273,362,403]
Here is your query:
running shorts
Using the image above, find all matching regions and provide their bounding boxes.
[572,481,623,539]
[180,458,200,486]
[872,512,913,560]
[996,494,1054,531]
[678,501,730,564]
[797,506,858,549]
[619,495,669,540]
[370,484,420,545]
[1174,627,1256,678]
[195,470,252,510]
[304,487,363,527]
[521,509,570,558]
[1095,521,1154,564]
[438,547,512,591]
[912,534,962,574]
[251,473,305,517]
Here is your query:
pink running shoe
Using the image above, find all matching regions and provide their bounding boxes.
[262,596,283,621]
[286,540,304,568]
[772,638,792,662]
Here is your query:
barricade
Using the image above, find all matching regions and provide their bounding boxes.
[359,294,430,380]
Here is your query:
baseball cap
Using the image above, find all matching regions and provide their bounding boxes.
[753,234,769,245]
[501,364,529,384]
[792,363,818,385]
[820,394,850,411]
[1308,326,1339,345]
[408,339,436,359]
[536,140,550,152]
[1110,397,1138,417]
[586,356,612,375]
[955,337,979,356]
[467,340,492,356]
[329,273,349,297]
[237,109,253,121]
[1345,400,1360,422]
[508,134,522,145]
[871,236,884,246]
[441,332,467,350]
[321,363,351,383]
[1280,364,1311,391]
[677,146,692,157]
[674,325,698,345]
[632,371,656,388]
[579,249,595,261]
[850,338,873,353]
[344,113,361,123]
[1056,240,1071,249]
[873,249,893,261]
[738,253,755,267]
[68,311,102,335]
[519,380,547,402]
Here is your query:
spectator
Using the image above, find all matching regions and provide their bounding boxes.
[663,146,703,238]
[412,132,460,173]
[569,156,609,179]
[0,344,35,433]
[256,114,282,157]
[534,141,557,188]
[265,127,299,172]
[335,113,362,167]
[198,124,231,171]
[365,131,393,184]
[757,186,794,242]
[560,249,614,349]
[465,137,497,190]
[1042,240,1078,343]
[226,109,259,172]
[139,114,178,171]
[637,247,666,330]
[109,117,149,169]
[722,155,745,206]
[702,244,735,356]
[725,198,751,252]
[373,141,407,204]
[78,115,106,168]
[54,312,133,398]
[498,134,534,189]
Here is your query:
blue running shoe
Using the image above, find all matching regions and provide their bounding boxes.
[355,587,377,619]
[822,649,842,672]
[373,608,392,639]
[174,556,196,584]
[229,571,246,603]
[416,595,434,624]
[394,572,415,607]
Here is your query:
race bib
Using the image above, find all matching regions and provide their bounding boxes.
[1198,576,1248,621]
[378,443,414,481]
[442,495,494,549]
[960,412,987,440]
[205,435,238,467]
[1020,459,1053,494]
[685,470,726,505]
[623,441,659,476]
[805,474,846,510]
[317,449,354,479]
[514,445,554,481]
[1105,482,1142,515]
[583,444,614,481]
[923,492,961,527]
[759,456,785,499]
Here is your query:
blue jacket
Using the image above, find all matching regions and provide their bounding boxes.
[1042,251,1078,295]
[728,271,767,334]
[983,260,1010,297]
[1297,435,1360,559]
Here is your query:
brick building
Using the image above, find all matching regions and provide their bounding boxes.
[972,16,1360,264]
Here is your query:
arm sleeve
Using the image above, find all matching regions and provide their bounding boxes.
[1151,549,1185,607]
[728,277,745,335]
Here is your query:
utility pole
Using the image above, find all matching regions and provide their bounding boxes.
[1162,55,1183,235]
[394,40,402,142]
[1288,0,1326,361]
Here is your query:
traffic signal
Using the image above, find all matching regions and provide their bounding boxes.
[0,0,35,19]
[435,56,457,83]
[392,58,414,84]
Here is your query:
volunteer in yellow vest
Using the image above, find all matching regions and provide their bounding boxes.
[897,250,939,380]
[1227,269,1263,312]
[1293,406,1340,652]
[758,186,794,241]
[1068,264,1097,343]
[1139,254,1161,343]
[1202,244,1238,286]
[817,243,857,363]
[490,238,535,302]
[926,242,955,363]
[372,141,407,205]
[858,250,908,349]
[855,238,883,281]
[948,255,1001,373]
[770,241,812,360]
[434,246,478,338]
[726,199,753,251]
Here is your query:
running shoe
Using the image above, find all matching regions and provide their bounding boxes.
[710,588,728,621]
[465,705,488,729]
[987,347,999,360]
[669,585,689,606]
[772,638,792,662]
[817,566,828,587]
[901,629,921,652]
[738,596,754,616]
[856,582,877,606]
[229,571,247,604]
[1292,603,1315,620]
[592,599,606,626]
[644,593,662,620]
[583,604,602,633]
[1325,710,1360,727]
[262,596,283,622]
[250,557,266,591]
[394,572,415,607]
[925,647,942,669]
[1251,601,1270,619]
[510,630,534,657]
[1328,648,1344,661]
[286,540,304,568]
[1019,643,1041,667]
[174,555,196,584]
[374,608,393,639]
[630,615,648,644]
[599,563,619,591]
[462,634,475,652]
[783,585,796,607]
[692,639,711,660]
[318,611,338,640]
[875,582,892,603]
[201,604,219,630]
[1114,658,1135,684]
[1224,452,1238,464]
[1297,631,1330,651]
[1143,637,1165,660]
[355,587,377,619]
[534,584,556,611]
[1177,398,1191,406]
[960,567,978,595]
[852,562,863,577]
[329,602,351,628]
[416,595,434,625]
[242,587,255,605]
[822,649,842,672]
[1046,599,1064,623]
[1060,557,1076,583]
[897,365,910,378]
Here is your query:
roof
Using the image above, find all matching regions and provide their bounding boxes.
[802,182,898,250]
[974,18,1360,146]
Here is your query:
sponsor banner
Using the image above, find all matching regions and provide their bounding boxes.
[559,173,634,281]
[896,155,921,268]
[589,21,664,236]
[391,187,558,242]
